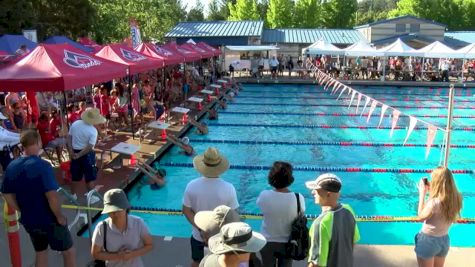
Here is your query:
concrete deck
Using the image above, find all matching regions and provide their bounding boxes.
[0,83,473,266]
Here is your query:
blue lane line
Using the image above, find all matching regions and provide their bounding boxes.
[236,95,472,102]
[159,162,474,174]
[241,90,471,96]
[218,111,475,119]
[206,123,473,131]
[230,102,468,109]
[188,139,475,148]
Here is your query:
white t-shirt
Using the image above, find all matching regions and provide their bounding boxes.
[269,59,279,67]
[257,190,306,243]
[69,120,98,150]
[183,177,239,241]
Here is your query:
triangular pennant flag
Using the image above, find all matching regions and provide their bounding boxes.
[367,100,378,123]
[337,86,347,100]
[378,104,388,128]
[360,96,371,117]
[425,124,438,159]
[389,109,401,138]
[331,82,340,95]
[355,93,362,114]
[348,90,356,108]
[403,116,418,145]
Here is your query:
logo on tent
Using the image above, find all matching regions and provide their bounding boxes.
[63,50,101,69]
[120,48,146,62]
[153,46,173,57]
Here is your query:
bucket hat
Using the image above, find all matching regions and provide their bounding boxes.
[81,107,106,125]
[102,189,130,214]
[193,147,229,178]
[208,222,266,255]
[194,205,240,237]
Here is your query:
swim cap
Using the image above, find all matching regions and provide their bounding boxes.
[181,137,190,145]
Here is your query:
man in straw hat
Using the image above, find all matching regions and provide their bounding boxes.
[200,222,267,267]
[91,189,153,265]
[183,147,239,267]
[67,107,106,202]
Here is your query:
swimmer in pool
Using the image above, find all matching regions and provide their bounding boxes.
[189,119,209,135]
[137,160,166,188]
[219,99,227,109]
[208,108,218,120]
[167,135,194,155]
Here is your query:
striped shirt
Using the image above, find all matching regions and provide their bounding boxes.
[308,204,360,267]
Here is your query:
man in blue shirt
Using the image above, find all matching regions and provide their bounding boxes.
[1,129,76,267]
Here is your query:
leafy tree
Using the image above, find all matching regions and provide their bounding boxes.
[228,0,260,21]
[294,0,321,28]
[207,0,227,20]
[266,0,294,28]
[459,0,475,30]
[0,0,36,35]
[355,0,398,25]
[187,2,205,21]
[257,0,269,24]
[320,0,357,29]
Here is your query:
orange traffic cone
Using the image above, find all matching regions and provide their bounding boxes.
[161,129,167,141]
[129,154,137,167]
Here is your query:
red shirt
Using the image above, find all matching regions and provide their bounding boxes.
[49,118,61,137]
[100,95,110,115]
[67,112,79,124]
[37,120,54,145]
[76,109,85,116]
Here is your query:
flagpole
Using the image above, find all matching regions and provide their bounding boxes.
[443,84,455,167]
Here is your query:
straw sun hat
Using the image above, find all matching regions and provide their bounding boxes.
[81,107,106,125]
[193,147,229,178]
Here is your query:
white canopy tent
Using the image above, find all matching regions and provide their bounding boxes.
[344,40,384,57]
[303,39,345,56]
[377,38,424,57]
[457,43,475,59]
[416,41,464,58]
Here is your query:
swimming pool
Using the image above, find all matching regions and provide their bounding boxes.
[127,84,475,247]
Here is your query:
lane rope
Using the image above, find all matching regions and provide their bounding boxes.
[231,102,474,110]
[240,90,473,96]
[206,122,475,131]
[237,95,475,102]
[159,162,474,174]
[60,205,475,224]
[188,139,475,148]
[218,111,475,119]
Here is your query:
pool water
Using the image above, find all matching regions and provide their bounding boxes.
[125,84,475,247]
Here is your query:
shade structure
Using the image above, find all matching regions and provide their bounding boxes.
[180,43,214,58]
[43,36,94,53]
[457,43,475,59]
[0,50,15,62]
[377,38,424,57]
[135,43,183,65]
[0,34,37,54]
[416,41,463,58]
[0,44,127,92]
[196,42,221,56]
[344,40,384,57]
[95,44,164,75]
[162,42,201,62]
[225,45,279,51]
[303,39,344,56]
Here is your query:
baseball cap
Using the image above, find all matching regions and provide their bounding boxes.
[305,173,342,193]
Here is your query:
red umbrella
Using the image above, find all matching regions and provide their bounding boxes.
[180,43,214,59]
[196,42,221,57]
[0,44,127,92]
[135,43,183,66]
[95,43,164,74]
[162,42,201,63]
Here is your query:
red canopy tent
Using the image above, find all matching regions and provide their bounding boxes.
[180,43,214,59]
[162,42,201,63]
[135,43,183,66]
[95,43,164,74]
[0,50,15,63]
[0,44,127,92]
[196,42,221,57]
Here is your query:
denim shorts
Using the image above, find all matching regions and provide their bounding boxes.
[414,232,450,259]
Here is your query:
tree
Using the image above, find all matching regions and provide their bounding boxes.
[459,0,475,30]
[355,0,398,25]
[187,2,205,21]
[320,0,357,28]
[0,0,36,35]
[257,0,269,24]
[294,0,321,28]
[266,0,294,28]
[207,0,227,20]
[228,0,260,21]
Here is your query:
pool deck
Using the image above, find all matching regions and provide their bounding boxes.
[1,81,474,266]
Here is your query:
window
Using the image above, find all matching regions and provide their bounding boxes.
[410,24,420,33]
[396,24,406,33]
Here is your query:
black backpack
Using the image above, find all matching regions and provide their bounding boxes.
[286,193,309,260]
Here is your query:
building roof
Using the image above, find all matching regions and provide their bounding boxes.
[354,15,446,29]
[262,29,365,44]
[372,33,469,49]
[445,32,475,44]
[165,21,264,38]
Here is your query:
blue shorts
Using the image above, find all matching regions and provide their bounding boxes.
[190,236,205,262]
[70,150,97,183]
[415,232,450,259]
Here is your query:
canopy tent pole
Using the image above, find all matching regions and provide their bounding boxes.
[382,57,386,81]
[443,84,455,167]
[461,59,465,82]
[127,68,134,139]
